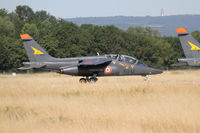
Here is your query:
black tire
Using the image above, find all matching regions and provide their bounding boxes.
[79,78,87,83]
[89,78,98,83]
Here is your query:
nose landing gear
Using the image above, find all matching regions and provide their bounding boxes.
[144,75,149,81]
[142,75,149,81]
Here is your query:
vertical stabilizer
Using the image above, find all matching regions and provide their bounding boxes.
[176,28,200,59]
[176,28,200,66]
[20,34,54,62]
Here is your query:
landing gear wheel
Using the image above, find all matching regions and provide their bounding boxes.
[144,75,149,81]
[79,78,87,83]
[89,78,98,83]
[79,75,98,83]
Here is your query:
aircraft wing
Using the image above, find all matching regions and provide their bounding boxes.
[78,58,112,67]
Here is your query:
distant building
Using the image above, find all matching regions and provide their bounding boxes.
[161,8,164,16]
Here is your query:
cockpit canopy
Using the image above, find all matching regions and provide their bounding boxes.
[105,54,146,66]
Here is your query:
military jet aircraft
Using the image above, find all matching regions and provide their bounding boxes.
[176,28,200,66]
[19,34,163,83]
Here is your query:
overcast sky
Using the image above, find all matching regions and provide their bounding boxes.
[1,0,200,18]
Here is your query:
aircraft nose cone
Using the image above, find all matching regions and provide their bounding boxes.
[148,67,163,74]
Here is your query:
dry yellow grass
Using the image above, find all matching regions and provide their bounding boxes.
[0,70,200,133]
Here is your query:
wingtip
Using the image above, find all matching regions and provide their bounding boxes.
[20,34,32,39]
[176,28,188,34]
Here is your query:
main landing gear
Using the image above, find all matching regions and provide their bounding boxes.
[79,75,98,83]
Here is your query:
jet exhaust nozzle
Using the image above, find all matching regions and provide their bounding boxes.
[59,67,78,75]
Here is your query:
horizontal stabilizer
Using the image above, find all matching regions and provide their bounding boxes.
[24,62,46,68]
[18,62,46,70]
[178,58,194,62]
[178,58,200,62]
[178,58,200,66]
[18,66,33,70]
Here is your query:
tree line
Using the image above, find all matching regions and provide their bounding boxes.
[0,5,200,71]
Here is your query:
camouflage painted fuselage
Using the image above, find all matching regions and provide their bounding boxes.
[19,34,163,79]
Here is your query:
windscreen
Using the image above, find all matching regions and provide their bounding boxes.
[137,61,146,66]
[106,54,118,60]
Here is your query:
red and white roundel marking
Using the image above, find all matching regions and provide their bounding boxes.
[104,66,112,74]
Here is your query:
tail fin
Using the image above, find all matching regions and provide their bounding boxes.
[176,28,200,58]
[20,34,54,62]
[176,28,200,66]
